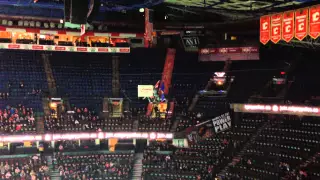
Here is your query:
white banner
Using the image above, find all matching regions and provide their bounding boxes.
[212,112,231,133]
[0,43,130,53]
[138,85,154,97]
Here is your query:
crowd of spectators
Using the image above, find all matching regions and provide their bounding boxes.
[138,115,172,132]
[56,151,133,180]
[0,104,36,134]
[45,106,133,132]
[0,155,49,180]
[142,140,215,180]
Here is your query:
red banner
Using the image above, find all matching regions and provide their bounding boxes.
[161,48,176,95]
[282,11,295,42]
[309,5,320,39]
[260,15,271,44]
[146,102,153,116]
[271,13,282,43]
[144,8,153,48]
[295,8,309,41]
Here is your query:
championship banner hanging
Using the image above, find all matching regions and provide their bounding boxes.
[282,11,295,42]
[260,15,271,44]
[295,8,308,41]
[271,13,282,43]
[309,5,320,39]
[161,48,176,95]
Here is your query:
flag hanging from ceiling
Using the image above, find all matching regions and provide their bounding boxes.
[282,11,294,42]
[80,24,86,36]
[309,5,320,39]
[161,48,176,95]
[144,8,154,47]
[295,8,308,41]
[271,13,282,44]
[260,15,271,44]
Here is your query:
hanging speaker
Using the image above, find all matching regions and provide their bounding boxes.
[70,0,89,24]
[64,0,71,22]
[87,0,101,23]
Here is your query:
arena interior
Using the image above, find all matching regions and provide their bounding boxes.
[0,0,319,180]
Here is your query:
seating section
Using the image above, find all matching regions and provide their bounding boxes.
[0,104,36,135]
[227,114,320,179]
[138,115,172,132]
[45,107,133,132]
[0,154,49,179]
[56,151,134,179]
[0,50,47,111]
[50,52,113,112]
[142,140,227,180]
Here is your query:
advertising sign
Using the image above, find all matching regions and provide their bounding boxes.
[212,113,231,133]
[138,85,154,97]
[199,47,259,61]
[0,43,130,53]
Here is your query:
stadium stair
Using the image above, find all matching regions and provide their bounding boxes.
[36,116,44,134]
[47,156,61,180]
[131,153,144,180]
[170,116,180,132]
[42,98,51,116]
[217,121,271,178]
[41,53,57,97]
[132,117,139,131]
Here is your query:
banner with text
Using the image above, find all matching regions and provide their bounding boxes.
[259,5,320,44]
[138,85,154,97]
[260,15,271,44]
[271,13,282,43]
[295,8,309,41]
[212,113,231,133]
[199,47,259,61]
[282,11,295,42]
[309,5,320,39]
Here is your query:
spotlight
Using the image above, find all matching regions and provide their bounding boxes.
[29,21,35,27]
[36,21,41,27]
[18,20,23,26]
[139,8,144,13]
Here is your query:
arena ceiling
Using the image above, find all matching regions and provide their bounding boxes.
[0,0,317,23]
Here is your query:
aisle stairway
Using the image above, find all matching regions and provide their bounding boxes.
[41,53,57,97]
[131,153,144,180]
[217,121,271,178]
[47,156,61,180]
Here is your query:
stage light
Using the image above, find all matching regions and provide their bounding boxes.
[36,21,41,27]
[281,71,286,75]
[60,19,64,24]
[29,21,35,27]
[50,22,55,28]
[18,20,23,26]
[139,8,144,13]
[1,19,7,25]
[24,21,29,26]
[50,102,57,108]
